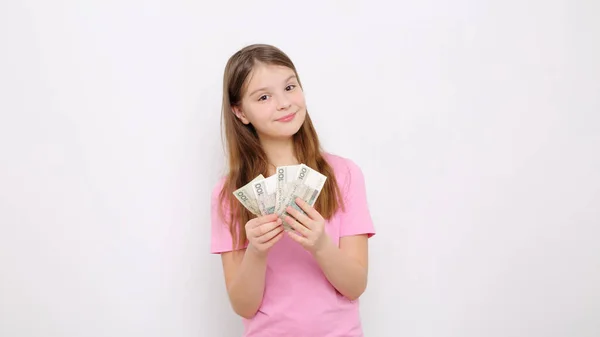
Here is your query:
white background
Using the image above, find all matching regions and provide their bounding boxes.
[1,1,599,336]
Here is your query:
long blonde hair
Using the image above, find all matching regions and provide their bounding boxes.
[218,44,344,249]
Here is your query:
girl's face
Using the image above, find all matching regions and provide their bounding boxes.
[233,63,307,141]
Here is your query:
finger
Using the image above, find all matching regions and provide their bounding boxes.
[285,215,310,237]
[258,224,284,243]
[294,198,323,221]
[253,218,282,237]
[287,229,309,246]
[285,205,313,229]
[251,214,279,228]
[264,228,284,245]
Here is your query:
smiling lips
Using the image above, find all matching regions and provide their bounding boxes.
[276,112,296,123]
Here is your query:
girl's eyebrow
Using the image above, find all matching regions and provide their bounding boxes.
[248,75,297,97]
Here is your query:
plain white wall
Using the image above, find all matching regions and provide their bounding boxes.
[1,1,599,336]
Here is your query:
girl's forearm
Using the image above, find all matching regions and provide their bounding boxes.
[312,239,367,300]
[227,247,268,318]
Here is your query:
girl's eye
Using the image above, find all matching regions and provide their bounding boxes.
[258,95,269,101]
[286,85,296,91]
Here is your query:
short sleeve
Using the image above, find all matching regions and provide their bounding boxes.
[339,159,376,238]
[210,178,248,254]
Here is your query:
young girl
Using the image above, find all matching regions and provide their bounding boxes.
[210,44,376,337]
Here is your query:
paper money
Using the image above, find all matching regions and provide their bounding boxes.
[274,165,301,215]
[277,164,327,231]
[232,174,264,216]
[233,164,327,232]
[252,174,278,215]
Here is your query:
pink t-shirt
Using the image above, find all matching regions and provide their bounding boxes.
[210,153,376,337]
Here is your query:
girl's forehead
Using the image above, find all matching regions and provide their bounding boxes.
[248,64,294,83]
[243,64,296,95]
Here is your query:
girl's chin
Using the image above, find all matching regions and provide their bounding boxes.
[258,128,302,142]
[257,121,303,140]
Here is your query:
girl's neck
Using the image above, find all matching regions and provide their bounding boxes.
[259,135,299,174]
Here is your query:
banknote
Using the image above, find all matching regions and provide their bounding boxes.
[232,174,264,216]
[233,164,328,230]
[252,174,278,215]
[274,165,301,215]
[277,164,327,231]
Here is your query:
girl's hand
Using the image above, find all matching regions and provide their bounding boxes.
[284,198,331,254]
[245,214,284,258]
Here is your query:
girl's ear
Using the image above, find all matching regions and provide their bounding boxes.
[232,105,250,125]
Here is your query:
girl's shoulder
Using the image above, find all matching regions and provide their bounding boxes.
[210,176,231,213]
[322,152,365,182]
[211,175,227,199]
[322,152,350,169]
[322,152,375,237]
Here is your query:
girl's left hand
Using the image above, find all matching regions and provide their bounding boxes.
[284,197,331,254]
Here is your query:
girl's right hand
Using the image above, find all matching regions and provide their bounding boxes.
[245,214,284,257]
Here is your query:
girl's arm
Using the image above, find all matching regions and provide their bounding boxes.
[220,214,284,319]
[221,248,268,318]
[285,198,370,301]
[312,234,369,300]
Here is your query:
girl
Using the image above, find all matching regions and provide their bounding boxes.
[210,44,376,337]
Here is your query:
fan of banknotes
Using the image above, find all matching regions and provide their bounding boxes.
[233,164,327,231]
